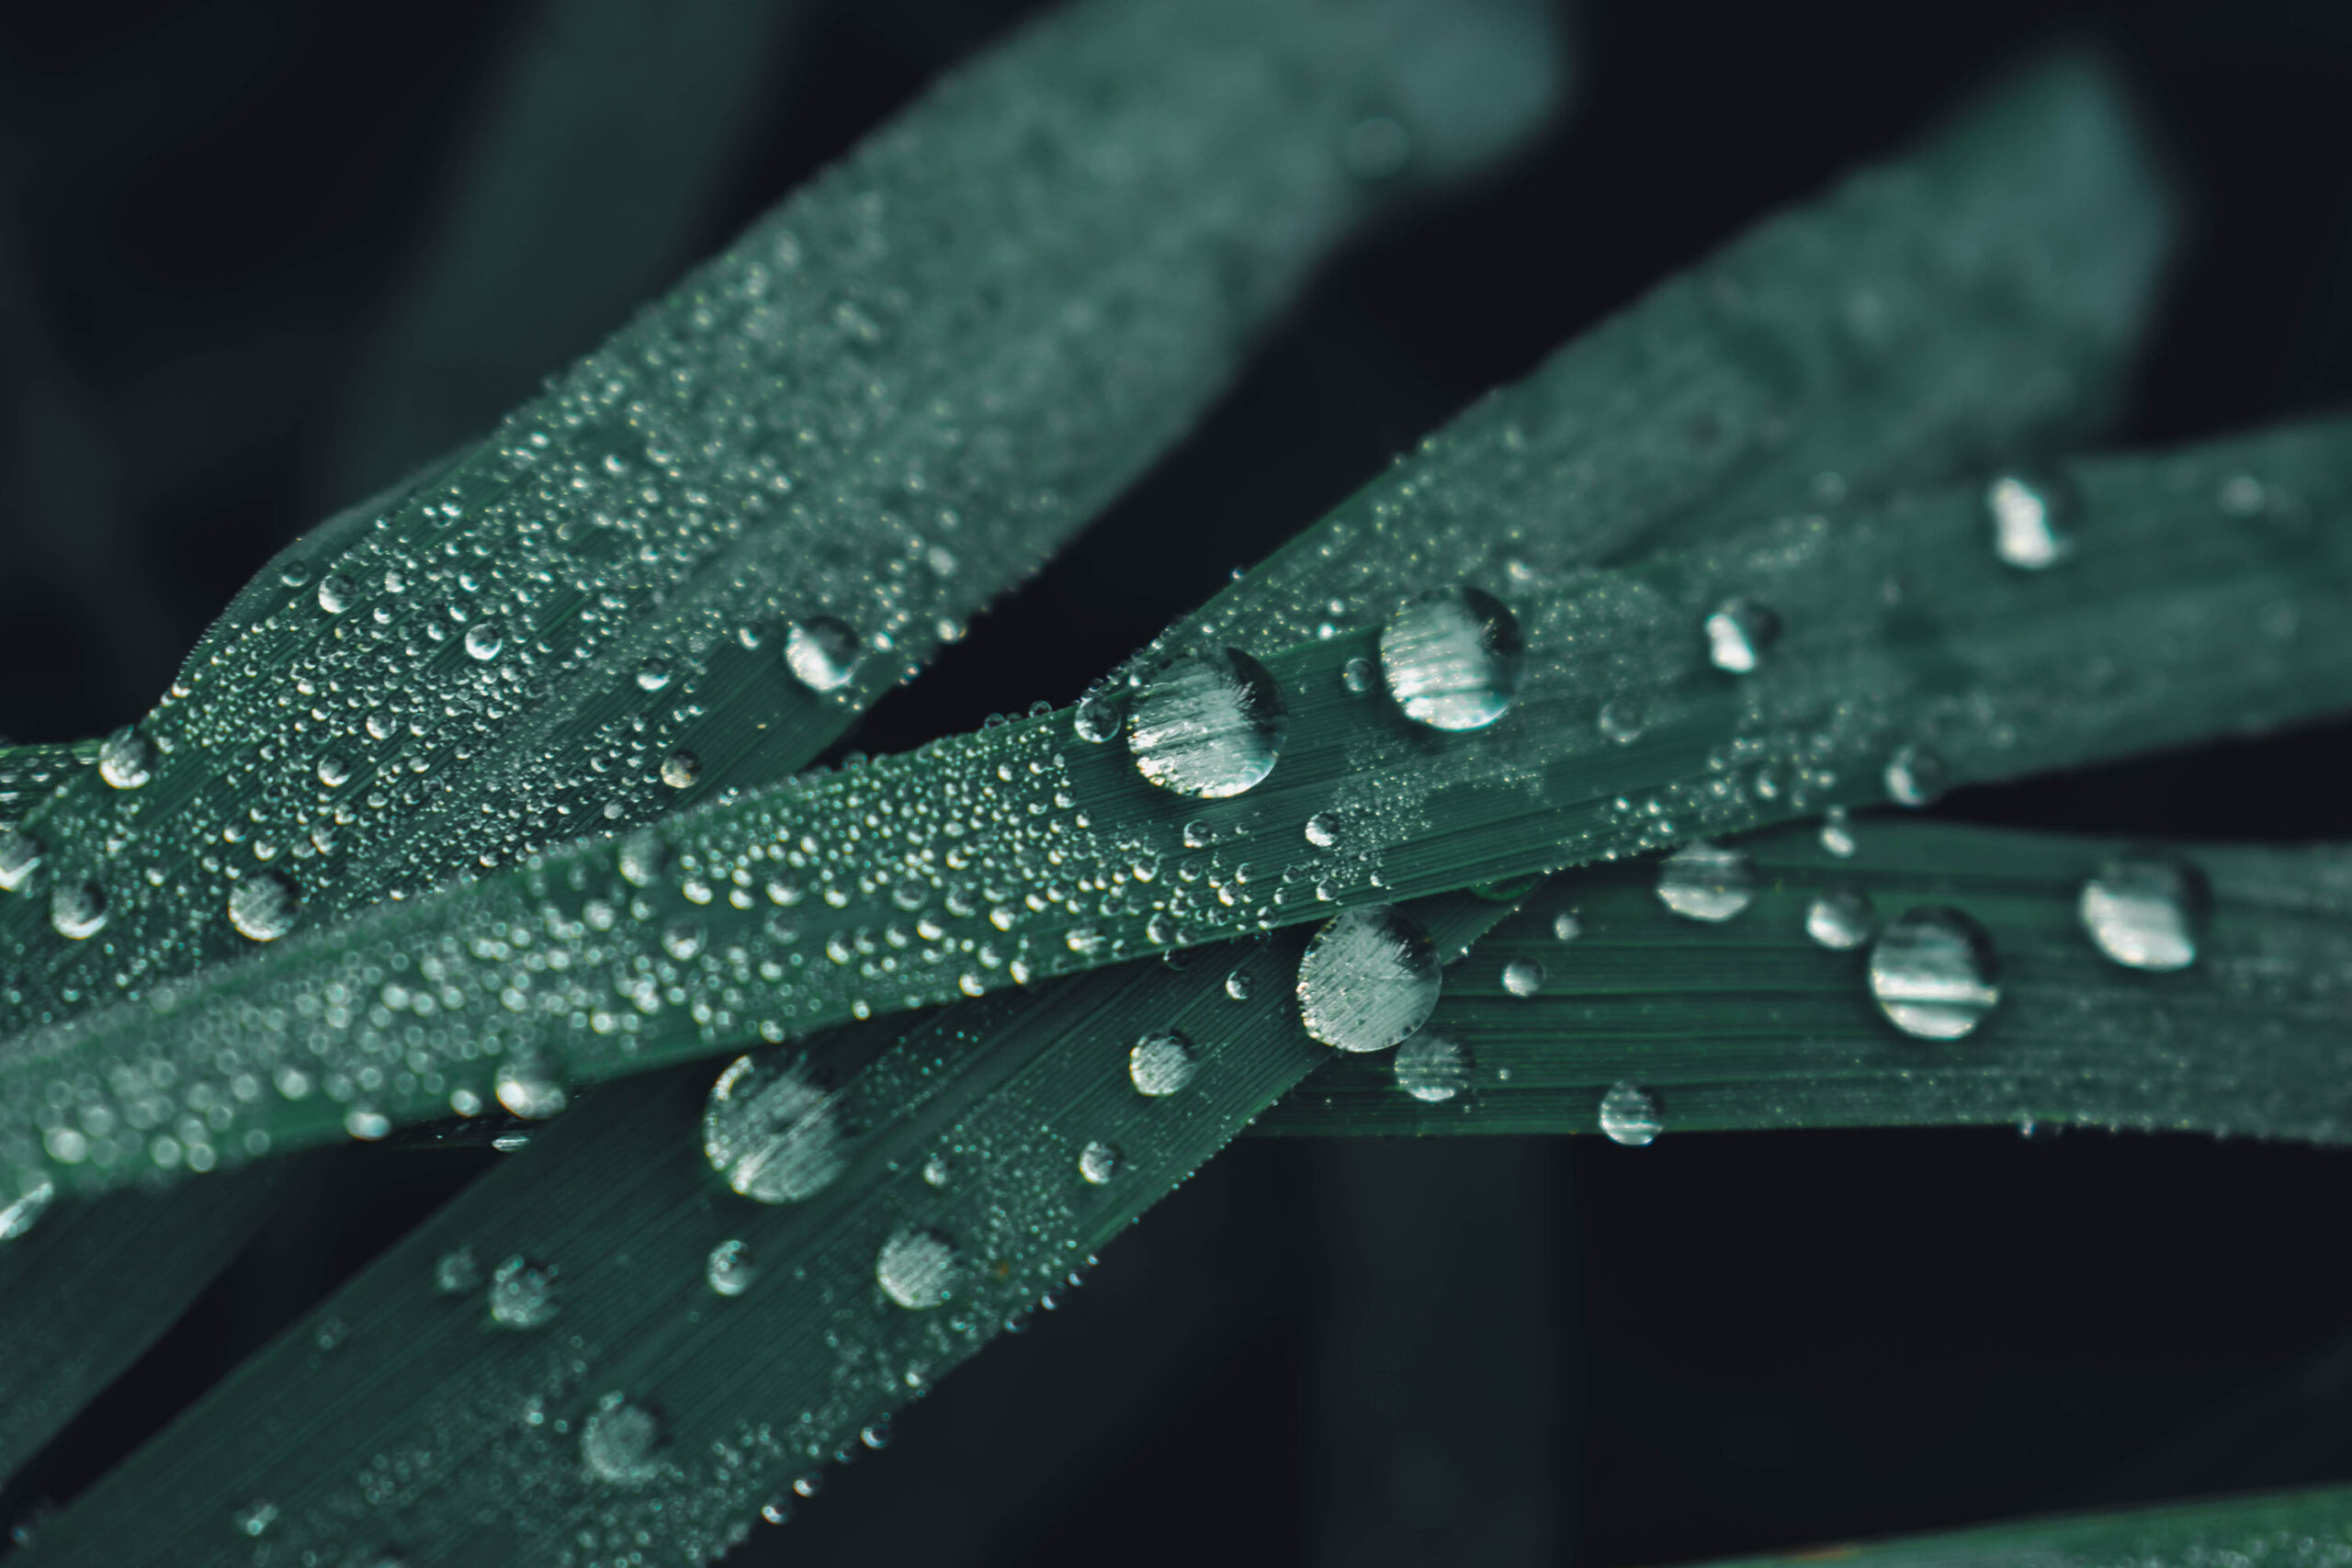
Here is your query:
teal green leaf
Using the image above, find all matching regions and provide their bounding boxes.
[1701,1486,2352,1568]
[14,894,1508,1567]
[0,744,78,828]
[0,0,1550,1043]
[1258,817,2352,1140]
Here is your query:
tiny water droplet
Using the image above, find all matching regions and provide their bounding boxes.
[1378,585,1526,730]
[50,881,106,940]
[1703,597,1779,673]
[661,750,702,788]
[862,1417,893,1450]
[1804,888,1877,950]
[922,1152,952,1188]
[1984,470,2076,570]
[433,1247,480,1293]
[1128,1031,1199,1096]
[1224,969,1253,1001]
[487,1255,561,1328]
[1304,812,1340,849]
[1072,689,1123,743]
[876,1227,960,1309]
[581,1392,665,1485]
[1597,698,1645,744]
[1884,744,1946,807]
[0,829,42,891]
[1655,841,1755,922]
[1296,906,1442,1053]
[1394,1032,1471,1102]
[1819,806,1856,858]
[1870,907,2000,1040]
[1600,1080,1663,1146]
[703,1054,844,1202]
[785,616,863,694]
[1500,959,1544,998]
[463,623,502,661]
[2078,856,2206,972]
[228,871,300,942]
[707,1238,757,1296]
[1551,911,1581,942]
[635,657,673,692]
[232,1500,281,1538]
[1078,1140,1122,1185]
[1127,648,1289,798]
[1340,656,1374,694]
[662,916,707,961]
[494,1056,568,1120]
[97,728,154,789]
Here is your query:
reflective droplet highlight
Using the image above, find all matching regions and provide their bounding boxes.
[463,623,502,661]
[707,1238,757,1297]
[2078,856,2206,973]
[1600,1080,1663,1146]
[228,871,300,942]
[784,616,863,694]
[1378,585,1525,730]
[1500,959,1544,998]
[1655,841,1756,922]
[98,728,155,789]
[51,881,106,940]
[661,750,702,789]
[1885,744,1947,807]
[1295,906,1442,1053]
[1078,1140,1121,1185]
[1703,597,1780,674]
[494,1056,568,1120]
[1394,1032,1471,1102]
[1870,907,2000,1040]
[0,829,41,891]
[1985,470,2076,570]
[703,1054,844,1203]
[1127,648,1288,798]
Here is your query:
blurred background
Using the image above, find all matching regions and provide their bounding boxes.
[6,1,2352,1563]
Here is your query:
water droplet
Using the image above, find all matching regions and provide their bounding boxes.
[1870,907,2000,1040]
[345,1108,390,1141]
[707,1238,757,1296]
[1551,911,1582,942]
[922,1152,951,1188]
[487,1255,561,1328]
[617,831,667,887]
[1378,585,1526,730]
[635,657,673,693]
[1984,470,2076,570]
[876,1226,960,1309]
[1703,597,1780,673]
[1340,656,1374,694]
[1500,959,1544,998]
[228,871,300,942]
[862,1417,893,1450]
[317,574,354,614]
[1078,1140,1122,1185]
[317,754,351,788]
[1804,888,1877,950]
[50,881,106,940]
[0,829,41,891]
[2078,856,2206,973]
[0,1179,54,1241]
[1224,969,1253,1001]
[1304,812,1340,849]
[1819,807,1857,858]
[1655,841,1755,922]
[1128,1031,1199,1096]
[1597,698,1645,744]
[494,1056,568,1120]
[703,1054,844,1202]
[233,1500,281,1538]
[1600,1080,1663,1146]
[1394,1032,1471,1102]
[433,1247,480,1293]
[1296,906,1442,1053]
[1884,744,1946,807]
[662,750,702,789]
[1127,648,1288,798]
[581,1392,665,1485]
[662,916,707,961]
[1072,690,1123,743]
[784,616,863,694]
[97,728,154,789]
[463,623,502,661]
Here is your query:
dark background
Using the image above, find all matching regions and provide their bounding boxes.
[6,1,2352,1563]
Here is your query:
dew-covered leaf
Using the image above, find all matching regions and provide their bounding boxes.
[1259,817,2352,1141]
[13,894,1507,1567]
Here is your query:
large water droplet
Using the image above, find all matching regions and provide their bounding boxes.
[1304,812,1340,849]
[1804,889,1876,950]
[876,1227,960,1309]
[317,574,354,614]
[1394,1032,1471,1102]
[1703,597,1780,674]
[2078,856,2206,973]
[1870,907,2000,1040]
[707,1238,757,1297]
[1500,959,1544,998]
[1295,906,1442,1053]
[1984,470,2076,570]
[1378,585,1526,730]
[1655,841,1755,922]
[635,657,673,693]
[0,829,44,892]
[463,623,502,661]
[1884,745,1947,807]
[495,1055,568,1120]
[1078,1140,1122,1185]
[1073,689,1123,743]
[228,871,300,942]
[98,728,155,789]
[581,1392,665,1485]
[785,616,862,694]
[703,1054,844,1202]
[1600,1080,1662,1146]
[661,750,702,789]
[1127,648,1288,798]
[487,1255,561,1328]
[1128,1031,1199,1096]
[51,881,106,940]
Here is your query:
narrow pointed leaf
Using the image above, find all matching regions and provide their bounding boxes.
[1258,818,2352,1140]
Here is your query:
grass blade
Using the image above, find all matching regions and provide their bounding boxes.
[1259,817,2352,1141]
[16,895,1509,1566]
[1698,1485,2352,1568]
[0,0,1554,1045]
